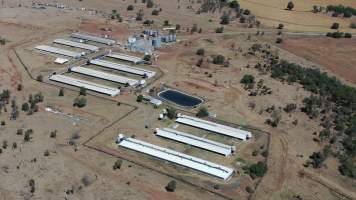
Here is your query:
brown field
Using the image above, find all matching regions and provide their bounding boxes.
[240,0,356,32]
[280,37,356,84]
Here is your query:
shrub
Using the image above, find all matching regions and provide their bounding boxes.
[287,1,294,10]
[143,54,151,61]
[36,75,43,82]
[165,180,176,192]
[344,33,352,38]
[151,9,159,15]
[215,26,224,33]
[245,186,255,193]
[196,107,209,117]
[229,0,239,9]
[79,87,86,96]
[73,97,87,108]
[278,23,284,29]
[196,48,205,56]
[276,38,283,43]
[220,12,230,25]
[136,94,143,102]
[113,159,123,170]
[331,22,339,29]
[246,161,268,179]
[127,5,134,10]
[166,107,176,119]
[243,9,250,15]
[22,103,29,112]
[58,88,64,96]
[213,55,225,64]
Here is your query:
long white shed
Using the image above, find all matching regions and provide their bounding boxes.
[175,115,252,141]
[35,45,82,58]
[49,74,120,96]
[54,39,99,52]
[70,66,139,86]
[155,128,235,156]
[116,135,234,181]
[107,52,142,64]
[90,59,156,78]
[71,32,116,45]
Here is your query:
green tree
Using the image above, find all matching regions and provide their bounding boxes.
[196,107,209,117]
[136,94,143,102]
[213,55,225,64]
[79,87,87,96]
[59,88,64,96]
[165,180,176,192]
[196,48,205,56]
[331,22,339,29]
[287,1,294,10]
[73,97,87,108]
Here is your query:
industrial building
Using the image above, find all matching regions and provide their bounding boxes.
[71,32,116,45]
[54,39,99,52]
[116,134,234,180]
[49,74,120,96]
[175,115,252,141]
[90,59,156,78]
[155,128,235,156]
[107,52,142,64]
[35,45,82,58]
[69,66,140,86]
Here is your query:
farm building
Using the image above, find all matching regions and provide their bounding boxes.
[35,45,82,58]
[71,32,116,45]
[54,38,99,52]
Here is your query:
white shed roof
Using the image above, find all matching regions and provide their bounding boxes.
[107,52,142,64]
[70,66,139,86]
[35,45,82,58]
[49,74,120,96]
[54,39,99,52]
[155,128,234,156]
[71,32,116,45]
[54,57,69,64]
[175,115,252,141]
[117,136,234,180]
[90,59,155,78]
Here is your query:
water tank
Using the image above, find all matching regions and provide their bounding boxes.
[172,34,177,42]
[152,38,161,49]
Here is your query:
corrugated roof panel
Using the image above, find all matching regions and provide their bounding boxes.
[70,66,139,86]
[155,128,234,156]
[117,137,234,180]
[54,39,99,52]
[90,59,155,78]
[175,115,252,140]
[107,52,142,63]
[49,74,120,96]
[71,32,116,45]
[35,45,82,58]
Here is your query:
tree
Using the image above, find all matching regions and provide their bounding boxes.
[196,107,209,117]
[143,54,151,61]
[29,179,35,193]
[276,38,283,43]
[240,74,255,85]
[36,74,43,82]
[79,87,86,96]
[151,9,159,15]
[50,130,57,138]
[58,88,64,96]
[165,180,176,192]
[136,9,144,21]
[246,161,268,179]
[277,23,284,29]
[73,97,87,108]
[215,27,224,33]
[220,12,230,25]
[163,20,170,26]
[213,55,225,64]
[127,5,134,11]
[229,0,240,9]
[166,107,176,119]
[113,159,123,170]
[146,0,154,8]
[136,94,143,102]
[287,1,294,10]
[331,22,339,29]
[21,103,29,112]
[196,48,205,56]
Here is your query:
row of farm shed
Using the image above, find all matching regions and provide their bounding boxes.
[117,114,252,181]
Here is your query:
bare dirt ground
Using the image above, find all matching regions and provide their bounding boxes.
[280,37,356,84]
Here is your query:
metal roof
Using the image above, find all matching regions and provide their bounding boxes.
[54,38,99,52]
[155,128,234,156]
[117,136,234,180]
[35,45,82,58]
[49,74,120,96]
[90,59,156,78]
[70,66,139,86]
[71,32,116,45]
[175,115,252,141]
[107,52,142,64]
